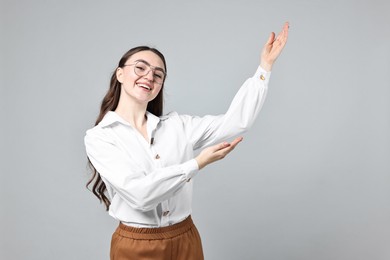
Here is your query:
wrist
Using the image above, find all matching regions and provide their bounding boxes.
[260,61,273,72]
[195,157,205,170]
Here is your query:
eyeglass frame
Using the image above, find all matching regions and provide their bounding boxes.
[123,59,167,84]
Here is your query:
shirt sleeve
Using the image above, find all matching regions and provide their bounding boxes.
[85,130,199,212]
[181,66,271,150]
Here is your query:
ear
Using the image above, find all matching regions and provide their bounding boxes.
[116,67,124,83]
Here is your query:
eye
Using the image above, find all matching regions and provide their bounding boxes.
[154,70,165,79]
[154,73,163,79]
[136,66,146,71]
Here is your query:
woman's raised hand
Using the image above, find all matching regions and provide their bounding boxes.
[195,137,243,170]
[260,22,289,72]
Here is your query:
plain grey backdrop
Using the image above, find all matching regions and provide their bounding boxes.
[1,0,389,259]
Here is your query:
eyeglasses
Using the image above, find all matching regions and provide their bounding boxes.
[123,60,166,84]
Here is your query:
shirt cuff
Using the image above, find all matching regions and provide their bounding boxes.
[254,66,272,84]
[181,159,199,181]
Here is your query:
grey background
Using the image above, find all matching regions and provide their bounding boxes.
[1,0,389,259]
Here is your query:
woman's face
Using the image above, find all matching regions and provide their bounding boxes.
[116,50,166,105]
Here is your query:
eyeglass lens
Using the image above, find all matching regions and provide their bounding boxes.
[134,61,165,84]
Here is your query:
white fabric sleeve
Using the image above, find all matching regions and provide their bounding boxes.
[180,66,271,150]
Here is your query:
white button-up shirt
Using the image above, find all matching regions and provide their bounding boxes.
[84,66,271,227]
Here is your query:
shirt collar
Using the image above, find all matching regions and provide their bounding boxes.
[145,111,160,132]
[99,111,161,130]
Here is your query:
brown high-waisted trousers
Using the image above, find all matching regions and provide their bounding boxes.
[110,216,204,260]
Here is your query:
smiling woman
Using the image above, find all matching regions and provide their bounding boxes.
[86,46,167,212]
[84,22,289,260]
[116,52,166,108]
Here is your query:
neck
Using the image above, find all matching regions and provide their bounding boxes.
[115,99,148,128]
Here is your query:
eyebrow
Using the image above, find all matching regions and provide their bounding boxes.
[135,59,165,73]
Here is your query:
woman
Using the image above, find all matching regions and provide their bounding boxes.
[85,22,289,260]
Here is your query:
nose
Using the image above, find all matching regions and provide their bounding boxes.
[143,69,154,82]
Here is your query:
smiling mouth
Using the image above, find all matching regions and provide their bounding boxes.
[136,83,152,91]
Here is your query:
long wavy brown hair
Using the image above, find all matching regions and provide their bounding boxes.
[86,46,167,210]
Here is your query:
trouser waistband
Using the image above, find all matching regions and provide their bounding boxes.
[116,215,194,240]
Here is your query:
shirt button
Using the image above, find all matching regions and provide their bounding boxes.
[260,75,266,81]
[155,154,160,159]
[163,211,170,216]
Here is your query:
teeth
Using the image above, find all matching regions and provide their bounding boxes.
[137,84,151,90]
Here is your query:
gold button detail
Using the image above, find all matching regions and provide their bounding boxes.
[155,154,160,159]
[260,75,265,81]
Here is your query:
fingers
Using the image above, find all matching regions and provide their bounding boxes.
[214,137,243,152]
[214,141,231,152]
[275,22,289,46]
[215,137,243,157]
[196,137,244,169]
[230,137,243,149]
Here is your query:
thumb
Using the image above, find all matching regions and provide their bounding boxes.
[266,32,275,45]
[214,142,231,151]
